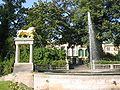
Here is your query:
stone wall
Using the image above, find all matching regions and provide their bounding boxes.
[34,73,120,90]
[1,72,120,90]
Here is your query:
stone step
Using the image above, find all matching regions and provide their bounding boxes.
[13,63,33,73]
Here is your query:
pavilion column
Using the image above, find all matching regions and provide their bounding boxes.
[29,44,33,63]
[83,48,86,58]
[15,44,19,64]
[65,46,69,70]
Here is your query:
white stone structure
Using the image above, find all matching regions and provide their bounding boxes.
[102,43,119,55]
[14,38,34,73]
[34,73,120,90]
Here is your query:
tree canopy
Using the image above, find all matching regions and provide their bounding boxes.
[0,0,27,60]
[25,0,120,48]
[0,0,120,75]
[0,0,120,60]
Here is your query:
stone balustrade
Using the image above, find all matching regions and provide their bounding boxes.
[95,64,120,69]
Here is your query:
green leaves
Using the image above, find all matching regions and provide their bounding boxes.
[0,0,27,60]
[33,47,66,66]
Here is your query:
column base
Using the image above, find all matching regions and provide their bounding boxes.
[13,63,33,73]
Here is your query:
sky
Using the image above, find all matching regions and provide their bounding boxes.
[0,0,48,8]
[23,0,38,8]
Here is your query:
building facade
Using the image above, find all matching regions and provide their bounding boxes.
[55,43,119,66]
[102,43,119,55]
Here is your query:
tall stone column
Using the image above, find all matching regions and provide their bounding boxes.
[15,44,19,64]
[29,44,33,63]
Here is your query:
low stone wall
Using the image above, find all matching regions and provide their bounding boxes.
[34,73,120,90]
[1,72,120,90]
[95,64,120,69]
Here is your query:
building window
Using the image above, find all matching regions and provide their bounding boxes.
[85,49,88,57]
[78,49,84,57]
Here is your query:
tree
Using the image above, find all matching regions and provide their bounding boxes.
[24,0,66,47]
[52,0,88,46]
[24,0,87,47]
[25,0,120,58]
[0,0,27,60]
[73,0,120,58]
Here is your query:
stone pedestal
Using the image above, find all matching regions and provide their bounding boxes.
[13,63,33,73]
[13,38,34,73]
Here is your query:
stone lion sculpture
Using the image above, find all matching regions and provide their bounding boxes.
[17,27,35,38]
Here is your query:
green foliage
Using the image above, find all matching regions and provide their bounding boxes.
[0,0,119,73]
[51,60,66,67]
[102,53,116,60]
[73,0,120,58]
[101,50,120,61]
[0,81,12,90]
[96,51,120,64]
[115,51,120,60]
[20,45,29,63]
[0,61,3,76]
[24,0,87,46]
[96,60,120,64]
[0,58,14,75]
[33,47,66,67]
[24,0,119,59]
[0,81,33,90]
[0,0,27,60]
[2,58,14,75]
[9,82,33,90]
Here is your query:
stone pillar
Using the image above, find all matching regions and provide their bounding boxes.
[110,64,113,69]
[66,58,69,70]
[92,60,95,70]
[29,44,33,63]
[65,45,69,70]
[15,44,19,64]
[83,48,86,58]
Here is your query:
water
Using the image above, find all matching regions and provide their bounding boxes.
[88,12,98,69]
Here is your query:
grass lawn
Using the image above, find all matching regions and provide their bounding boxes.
[0,81,33,90]
[0,81,12,90]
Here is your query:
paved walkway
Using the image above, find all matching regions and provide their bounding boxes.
[69,65,90,72]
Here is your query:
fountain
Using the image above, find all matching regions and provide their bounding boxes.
[88,12,99,69]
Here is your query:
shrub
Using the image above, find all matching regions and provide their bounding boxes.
[2,58,14,75]
[33,47,66,66]
[96,51,120,64]
[95,60,120,64]
[33,47,66,71]
[101,51,120,61]
[115,51,120,60]
[20,45,29,63]
[0,61,3,76]
[51,60,66,67]
[9,82,33,90]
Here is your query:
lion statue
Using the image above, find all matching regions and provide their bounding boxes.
[17,27,35,38]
